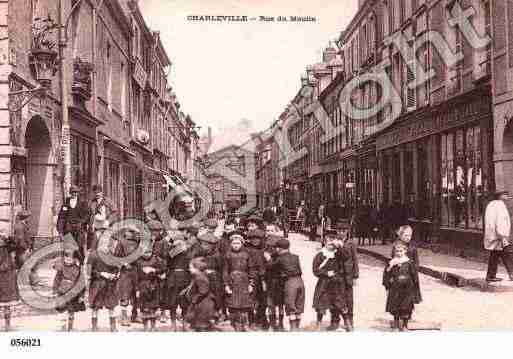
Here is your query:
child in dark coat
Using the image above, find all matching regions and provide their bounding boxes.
[264,234,285,331]
[185,257,218,331]
[312,232,348,331]
[272,238,305,331]
[383,242,421,331]
[223,233,256,331]
[53,247,86,331]
[245,229,268,330]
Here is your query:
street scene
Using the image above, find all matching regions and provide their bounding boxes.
[2,0,513,335]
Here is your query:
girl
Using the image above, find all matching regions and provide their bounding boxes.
[88,235,121,332]
[53,246,86,331]
[392,225,422,303]
[136,242,166,331]
[185,257,218,331]
[223,233,256,331]
[312,232,348,331]
[0,229,18,331]
[383,242,420,331]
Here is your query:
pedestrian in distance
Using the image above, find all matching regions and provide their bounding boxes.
[223,233,256,331]
[13,210,32,270]
[88,185,117,253]
[0,228,19,331]
[312,231,350,331]
[484,191,513,282]
[52,245,86,331]
[270,238,305,331]
[184,257,219,332]
[383,241,421,331]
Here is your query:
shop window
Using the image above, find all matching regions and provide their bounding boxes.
[440,126,483,229]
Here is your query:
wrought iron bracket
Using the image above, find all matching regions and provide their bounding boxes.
[8,87,47,112]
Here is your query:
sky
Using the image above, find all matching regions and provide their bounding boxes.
[139,0,358,152]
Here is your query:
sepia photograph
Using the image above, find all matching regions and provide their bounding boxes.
[1,0,513,356]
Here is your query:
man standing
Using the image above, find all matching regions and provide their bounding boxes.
[484,191,513,282]
[13,210,32,269]
[57,185,90,263]
[88,185,116,252]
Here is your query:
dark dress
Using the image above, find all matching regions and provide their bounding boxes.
[0,239,18,304]
[116,237,139,306]
[337,240,359,317]
[185,272,217,331]
[53,261,86,313]
[136,255,166,313]
[223,249,256,310]
[265,237,285,307]
[246,243,267,310]
[383,260,420,318]
[196,247,224,311]
[312,250,348,314]
[390,241,422,303]
[88,250,120,310]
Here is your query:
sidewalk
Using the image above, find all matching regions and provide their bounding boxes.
[357,244,513,292]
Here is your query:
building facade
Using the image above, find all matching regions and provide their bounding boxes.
[1,0,198,241]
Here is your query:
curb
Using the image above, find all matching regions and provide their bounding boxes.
[356,247,492,292]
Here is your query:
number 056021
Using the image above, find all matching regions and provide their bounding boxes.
[10,338,41,347]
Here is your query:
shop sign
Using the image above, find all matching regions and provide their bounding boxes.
[376,95,490,151]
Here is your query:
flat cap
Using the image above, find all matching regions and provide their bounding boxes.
[198,232,219,244]
[276,238,290,250]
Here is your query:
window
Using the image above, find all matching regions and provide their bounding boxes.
[440,126,483,229]
[104,159,120,211]
[123,165,137,218]
[71,135,95,195]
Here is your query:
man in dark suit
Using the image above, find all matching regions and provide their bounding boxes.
[57,185,90,263]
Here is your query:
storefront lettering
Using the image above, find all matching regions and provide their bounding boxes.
[377,97,489,151]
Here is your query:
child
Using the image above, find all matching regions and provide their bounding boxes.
[136,242,166,331]
[223,233,256,331]
[88,235,121,331]
[392,225,422,304]
[165,237,192,331]
[312,231,348,331]
[383,242,420,331]
[245,229,268,330]
[53,246,86,331]
[0,229,18,331]
[336,228,359,331]
[264,234,285,331]
[117,226,140,326]
[185,257,218,331]
[272,238,305,331]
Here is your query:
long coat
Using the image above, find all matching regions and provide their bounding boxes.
[52,261,86,313]
[88,250,120,310]
[0,239,18,304]
[312,250,348,313]
[185,272,217,330]
[246,244,267,309]
[223,249,256,310]
[196,247,224,311]
[57,197,90,260]
[137,254,166,312]
[116,237,139,305]
[164,249,192,310]
[383,260,420,316]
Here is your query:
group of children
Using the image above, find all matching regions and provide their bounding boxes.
[1,208,423,332]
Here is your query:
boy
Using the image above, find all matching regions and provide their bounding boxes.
[268,238,305,331]
[245,229,268,330]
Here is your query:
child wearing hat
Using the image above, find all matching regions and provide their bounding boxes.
[53,245,86,331]
[383,241,420,331]
[223,233,256,331]
[0,228,18,331]
[184,257,219,331]
[269,238,305,331]
[312,230,349,331]
[245,229,268,330]
[264,234,286,331]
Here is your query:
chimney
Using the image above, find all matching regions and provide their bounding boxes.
[322,45,337,63]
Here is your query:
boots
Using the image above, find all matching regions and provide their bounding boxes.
[170,314,178,332]
[143,319,149,332]
[269,314,278,331]
[342,316,353,332]
[327,318,340,331]
[277,314,285,331]
[397,318,405,332]
[130,308,139,323]
[401,319,409,331]
[109,317,117,332]
[91,317,98,332]
[392,317,400,332]
[121,309,130,327]
[4,311,11,332]
[67,316,74,332]
[240,312,248,332]
[349,317,355,331]
[248,311,257,331]
[150,318,157,332]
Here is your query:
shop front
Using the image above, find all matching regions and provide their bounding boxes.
[376,88,493,256]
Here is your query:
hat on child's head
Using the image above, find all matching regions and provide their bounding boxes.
[276,238,290,250]
[229,232,244,243]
